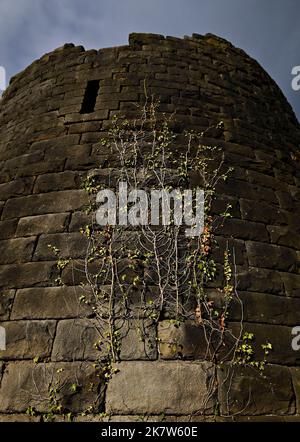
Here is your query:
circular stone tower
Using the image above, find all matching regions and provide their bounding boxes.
[0,33,300,421]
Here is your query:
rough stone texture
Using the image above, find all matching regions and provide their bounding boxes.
[1,190,88,219]
[0,290,15,320]
[0,362,103,413]
[0,32,300,421]
[218,364,295,415]
[118,319,157,360]
[0,262,58,289]
[16,213,69,237]
[11,286,92,319]
[106,361,214,415]
[0,414,41,422]
[0,236,36,264]
[51,318,157,361]
[0,320,56,359]
[51,319,100,361]
[229,290,300,325]
[158,320,206,359]
[33,232,88,260]
[227,322,300,365]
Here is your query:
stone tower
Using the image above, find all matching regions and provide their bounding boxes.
[0,33,300,421]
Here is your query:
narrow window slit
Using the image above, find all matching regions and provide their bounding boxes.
[80,80,100,114]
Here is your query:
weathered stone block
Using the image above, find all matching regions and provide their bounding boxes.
[246,241,296,272]
[16,213,69,237]
[69,211,94,232]
[44,144,91,161]
[118,319,157,360]
[11,286,93,320]
[237,267,284,294]
[0,262,58,289]
[64,147,97,170]
[0,219,18,239]
[214,217,269,242]
[106,361,214,415]
[2,190,89,219]
[240,198,286,224]
[52,319,100,361]
[246,169,282,190]
[0,320,56,359]
[52,318,156,362]
[276,190,294,210]
[68,121,102,134]
[33,232,88,260]
[33,171,81,193]
[64,110,109,124]
[0,237,36,264]
[281,272,300,297]
[218,364,295,415]
[0,177,34,200]
[227,322,300,365]
[229,290,300,326]
[268,225,300,250]
[213,237,246,266]
[158,320,206,359]
[30,134,80,152]
[0,361,103,413]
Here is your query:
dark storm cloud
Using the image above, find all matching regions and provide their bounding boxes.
[0,0,299,119]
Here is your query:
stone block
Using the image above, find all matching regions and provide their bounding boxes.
[0,262,58,289]
[118,319,157,360]
[229,290,300,326]
[240,198,286,224]
[11,286,93,319]
[45,144,91,161]
[213,237,246,266]
[64,110,109,124]
[0,219,18,239]
[0,177,34,200]
[0,320,56,359]
[246,241,296,272]
[69,211,94,232]
[268,225,300,250]
[33,171,81,193]
[0,361,103,413]
[52,319,100,361]
[211,195,240,218]
[246,169,281,190]
[227,322,300,365]
[106,361,214,415]
[0,237,36,264]
[218,364,295,415]
[33,232,88,260]
[2,190,89,219]
[237,267,284,295]
[276,190,294,210]
[30,134,80,152]
[158,320,206,359]
[52,318,156,362]
[16,213,69,237]
[214,216,269,242]
[281,272,300,297]
[68,121,102,134]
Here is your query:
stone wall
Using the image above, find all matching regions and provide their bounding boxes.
[0,32,300,421]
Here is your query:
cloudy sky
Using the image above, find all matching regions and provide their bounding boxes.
[0,0,299,119]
